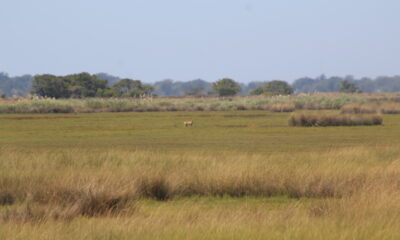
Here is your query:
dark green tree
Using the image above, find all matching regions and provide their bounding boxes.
[112,79,154,97]
[32,74,70,98]
[339,80,362,93]
[250,80,293,96]
[65,73,108,98]
[212,78,242,96]
[184,87,205,96]
[32,73,108,98]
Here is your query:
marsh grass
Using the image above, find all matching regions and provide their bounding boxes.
[0,146,400,239]
[0,93,365,114]
[341,102,400,114]
[0,110,399,239]
[0,146,399,222]
[340,103,379,114]
[289,112,383,127]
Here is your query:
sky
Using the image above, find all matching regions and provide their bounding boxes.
[1,0,400,83]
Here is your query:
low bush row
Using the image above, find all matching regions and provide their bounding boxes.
[0,94,365,114]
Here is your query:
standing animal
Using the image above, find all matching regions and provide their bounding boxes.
[184,121,193,127]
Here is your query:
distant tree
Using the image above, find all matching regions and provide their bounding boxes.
[292,77,316,93]
[32,73,108,98]
[1,93,6,99]
[96,88,119,98]
[153,79,212,96]
[153,79,175,96]
[241,81,265,95]
[32,74,70,98]
[181,79,211,96]
[212,78,242,96]
[184,87,205,96]
[112,79,154,97]
[64,73,108,98]
[339,80,362,93]
[95,73,121,86]
[250,80,293,96]
[0,73,33,97]
[292,76,344,93]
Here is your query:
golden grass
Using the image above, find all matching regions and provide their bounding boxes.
[0,110,399,239]
[0,146,400,238]
[380,102,400,114]
[340,103,379,114]
[0,146,399,216]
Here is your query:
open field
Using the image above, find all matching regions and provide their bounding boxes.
[1,108,400,239]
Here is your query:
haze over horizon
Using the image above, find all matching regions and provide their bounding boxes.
[1,0,399,83]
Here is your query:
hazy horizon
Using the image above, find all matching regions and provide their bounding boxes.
[1,0,399,83]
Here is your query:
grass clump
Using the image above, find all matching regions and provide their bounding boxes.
[289,112,383,127]
[136,177,170,201]
[379,102,400,114]
[341,102,400,115]
[340,103,379,114]
[0,192,15,206]
[1,188,133,223]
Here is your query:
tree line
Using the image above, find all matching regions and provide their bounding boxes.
[31,74,291,98]
[0,72,32,98]
[1,72,400,98]
[293,75,400,93]
[32,73,154,98]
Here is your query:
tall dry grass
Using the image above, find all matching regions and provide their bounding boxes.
[289,112,383,127]
[341,102,400,114]
[0,146,399,222]
[0,146,399,238]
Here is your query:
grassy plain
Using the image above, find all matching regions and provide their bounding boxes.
[0,110,400,239]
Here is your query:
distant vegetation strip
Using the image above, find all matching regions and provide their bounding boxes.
[0,94,367,114]
[3,71,400,97]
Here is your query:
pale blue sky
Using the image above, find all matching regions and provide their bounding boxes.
[1,0,399,83]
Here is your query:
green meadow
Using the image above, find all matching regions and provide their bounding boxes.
[0,110,397,152]
[1,109,400,239]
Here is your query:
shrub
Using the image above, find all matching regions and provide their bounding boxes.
[250,80,294,96]
[212,78,242,96]
[289,112,383,127]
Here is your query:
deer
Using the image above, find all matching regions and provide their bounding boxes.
[184,121,193,127]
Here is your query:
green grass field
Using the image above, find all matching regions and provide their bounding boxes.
[1,110,400,239]
[0,110,397,152]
